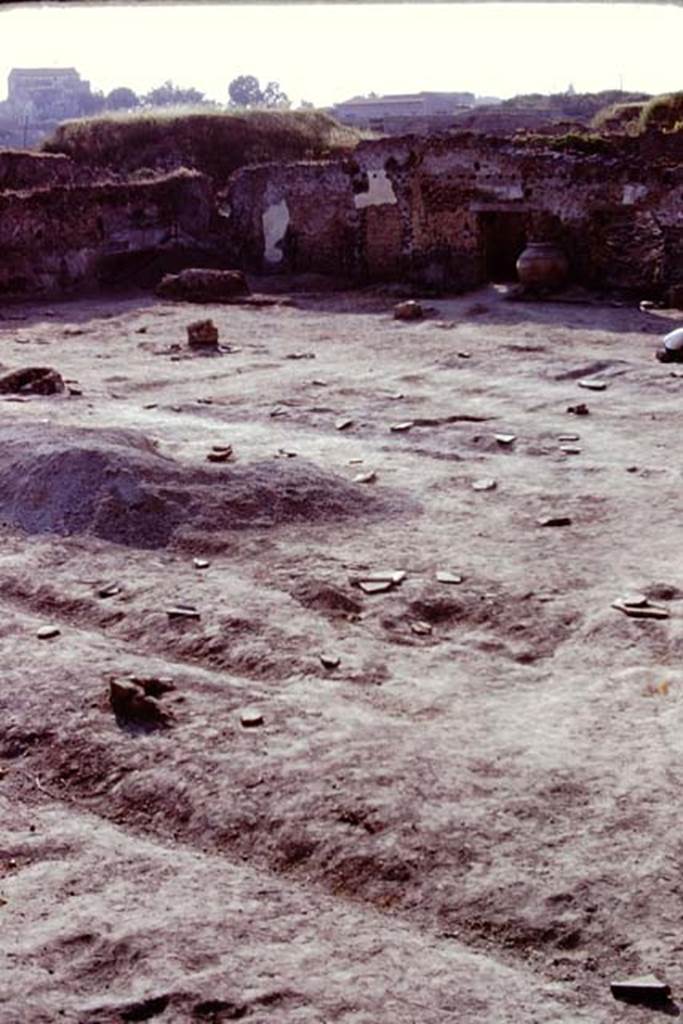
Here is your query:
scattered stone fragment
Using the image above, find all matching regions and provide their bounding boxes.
[639,300,656,310]
[359,570,406,586]
[610,975,671,1006]
[411,620,433,636]
[354,470,377,484]
[143,402,158,410]
[612,598,670,620]
[207,447,233,463]
[109,678,172,727]
[436,571,464,584]
[68,385,83,397]
[458,351,472,359]
[626,465,639,473]
[390,421,415,433]
[358,579,394,594]
[166,605,201,621]
[394,300,423,321]
[270,407,288,418]
[37,625,60,639]
[193,558,210,569]
[567,403,590,416]
[335,418,354,431]
[156,268,250,302]
[212,444,232,453]
[286,351,316,360]
[136,326,148,334]
[656,326,683,364]
[578,379,607,391]
[472,478,497,491]
[320,653,341,669]
[311,379,328,387]
[390,391,405,400]
[558,433,579,442]
[622,593,649,608]
[0,366,64,396]
[537,515,572,527]
[277,448,298,458]
[97,583,120,599]
[559,445,581,454]
[187,319,219,350]
[349,458,364,465]
[494,433,516,445]
[240,708,264,728]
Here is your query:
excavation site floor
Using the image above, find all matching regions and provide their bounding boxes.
[0,284,682,1024]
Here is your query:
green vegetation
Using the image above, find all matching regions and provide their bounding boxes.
[590,101,646,133]
[517,131,614,155]
[41,107,360,180]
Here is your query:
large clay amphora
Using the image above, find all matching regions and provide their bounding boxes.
[516,241,568,289]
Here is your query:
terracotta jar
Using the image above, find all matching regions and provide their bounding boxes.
[516,241,569,289]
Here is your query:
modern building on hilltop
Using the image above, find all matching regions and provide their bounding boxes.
[5,68,93,120]
[333,91,475,130]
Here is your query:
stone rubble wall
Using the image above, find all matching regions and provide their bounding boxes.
[0,168,213,299]
[224,132,683,296]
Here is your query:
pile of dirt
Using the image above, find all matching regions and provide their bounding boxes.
[0,422,393,548]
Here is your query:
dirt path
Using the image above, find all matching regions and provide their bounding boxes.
[0,285,681,1023]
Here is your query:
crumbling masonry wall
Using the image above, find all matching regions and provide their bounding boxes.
[0,167,213,298]
[225,132,683,296]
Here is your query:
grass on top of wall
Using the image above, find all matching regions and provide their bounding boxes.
[41,107,361,180]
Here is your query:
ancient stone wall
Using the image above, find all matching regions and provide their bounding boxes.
[0,169,212,299]
[0,150,75,191]
[224,132,683,296]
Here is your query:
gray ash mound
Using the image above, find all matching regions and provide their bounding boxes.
[0,422,393,549]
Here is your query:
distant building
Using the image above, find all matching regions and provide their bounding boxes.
[333,91,475,131]
[5,67,93,120]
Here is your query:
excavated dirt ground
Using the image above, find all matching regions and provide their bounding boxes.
[1,282,682,1024]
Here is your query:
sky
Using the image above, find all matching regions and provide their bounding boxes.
[0,2,681,108]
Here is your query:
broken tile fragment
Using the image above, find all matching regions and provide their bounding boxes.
[240,709,264,728]
[335,418,354,431]
[354,470,377,484]
[97,583,120,599]
[472,478,497,491]
[166,605,201,621]
[612,599,669,620]
[559,445,581,454]
[436,571,464,584]
[320,653,341,669]
[578,379,607,391]
[391,421,415,433]
[359,570,406,585]
[610,975,671,1006]
[537,515,572,527]
[494,433,516,445]
[193,558,210,570]
[37,625,60,640]
[411,620,433,636]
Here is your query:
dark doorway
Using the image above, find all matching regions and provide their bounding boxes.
[478,211,528,282]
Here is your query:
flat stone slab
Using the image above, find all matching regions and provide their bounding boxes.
[578,379,607,391]
[610,975,671,1005]
[537,515,572,527]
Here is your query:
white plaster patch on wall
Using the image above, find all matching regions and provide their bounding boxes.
[354,169,397,209]
[262,198,290,263]
[622,184,648,205]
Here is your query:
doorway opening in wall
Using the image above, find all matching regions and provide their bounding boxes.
[478,211,529,282]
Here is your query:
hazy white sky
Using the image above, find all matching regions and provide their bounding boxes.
[0,3,680,107]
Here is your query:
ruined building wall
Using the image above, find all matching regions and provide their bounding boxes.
[225,133,683,296]
[0,169,212,298]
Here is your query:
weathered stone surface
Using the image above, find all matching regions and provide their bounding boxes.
[157,269,250,303]
[187,319,219,349]
[0,367,64,395]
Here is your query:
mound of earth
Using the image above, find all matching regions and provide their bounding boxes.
[0,422,393,549]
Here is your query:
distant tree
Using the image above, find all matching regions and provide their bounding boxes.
[228,75,291,109]
[299,99,315,110]
[143,80,207,107]
[77,91,106,117]
[105,87,140,111]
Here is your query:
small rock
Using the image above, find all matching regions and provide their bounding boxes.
[354,470,377,484]
[567,403,590,416]
[494,433,516,445]
[311,379,328,387]
[356,570,406,586]
[394,300,423,321]
[639,300,656,310]
[335,418,354,431]
[436,571,464,584]
[626,465,639,473]
[109,678,171,727]
[612,599,669,620]
[320,653,341,669]
[390,421,414,433]
[97,583,120,599]
[557,434,579,442]
[207,448,233,463]
[187,319,219,350]
[559,445,581,455]
[0,366,64,396]
[37,625,60,639]
[212,444,232,453]
[578,379,607,391]
[622,593,649,608]
[472,478,497,491]
[193,558,210,569]
[389,391,405,400]
[136,326,148,334]
[537,515,572,527]
[143,402,158,410]
[458,351,472,359]
[411,620,433,636]
[240,708,264,728]
[286,351,315,360]
[610,975,671,1006]
[166,605,201,621]
[358,580,394,594]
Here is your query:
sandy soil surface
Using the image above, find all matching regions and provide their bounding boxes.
[0,282,682,1024]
